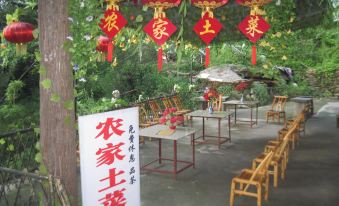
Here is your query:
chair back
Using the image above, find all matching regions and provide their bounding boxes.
[148,100,162,119]
[139,105,149,124]
[271,96,288,112]
[162,97,174,109]
[172,96,183,110]
[207,95,223,111]
[243,151,274,192]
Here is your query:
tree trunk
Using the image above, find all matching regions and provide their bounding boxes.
[38,0,78,205]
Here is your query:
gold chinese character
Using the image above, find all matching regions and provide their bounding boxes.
[104,12,119,32]
[152,19,169,40]
[246,16,263,37]
[199,20,215,35]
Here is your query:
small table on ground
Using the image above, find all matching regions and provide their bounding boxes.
[194,96,229,110]
[140,125,196,179]
[186,110,233,149]
[223,100,259,128]
[290,96,314,118]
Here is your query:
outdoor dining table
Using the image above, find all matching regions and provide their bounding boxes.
[139,125,196,180]
[185,110,233,149]
[223,100,259,128]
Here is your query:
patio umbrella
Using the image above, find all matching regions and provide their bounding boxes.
[196,64,244,84]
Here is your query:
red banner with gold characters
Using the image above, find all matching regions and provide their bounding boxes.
[238,15,270,43]
[143,18,177,46]
[99,9,127,40]
[191,0,228,68]
[142,0,181,71]
[236,0,271,65]
[193,14,223,45]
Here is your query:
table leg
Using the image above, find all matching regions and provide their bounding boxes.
[192,133,195,169]
[159,139,162,164]
[173,140,177,180]
[228,115,232,142]
[250,106,253,128]
[234,105,237,124]
[218,118,221,149]
[202,117,205,140]
[256,103,258,125]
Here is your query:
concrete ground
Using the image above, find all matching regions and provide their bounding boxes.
[140,99,339,206]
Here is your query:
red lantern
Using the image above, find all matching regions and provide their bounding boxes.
[96,36,112,62]
[237,0,271,65]
[191,0,228,68]
[3,22,35,55]
[99,0,127,62]
[142,0,181,72]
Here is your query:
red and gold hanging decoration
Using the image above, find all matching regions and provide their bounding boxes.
[3,21,35,55]
[99,0,127,62]
[142,0,181,71]
[237,0,271,65]
[96,36,111,62]
[191,0,228,68]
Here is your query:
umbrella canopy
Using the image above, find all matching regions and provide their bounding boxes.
[196,64,244,83]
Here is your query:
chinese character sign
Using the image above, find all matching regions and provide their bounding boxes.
[79,107,140,206]
[143,18,177,46]
[99,9,127,40]
[193,14,223,45]
[238,15,270,43]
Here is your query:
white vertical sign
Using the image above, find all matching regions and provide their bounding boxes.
[79,107,140,206]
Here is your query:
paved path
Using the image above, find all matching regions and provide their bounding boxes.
[139,99,339,206]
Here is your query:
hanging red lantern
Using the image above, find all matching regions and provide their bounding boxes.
[142,0,181,72]
[3,21,35,55]
[191,0,228,68]
[237,0,271,65]
[99,0,127,62]
[96,36,112,62]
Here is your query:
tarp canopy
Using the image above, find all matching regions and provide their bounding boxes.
[196,64,244,83]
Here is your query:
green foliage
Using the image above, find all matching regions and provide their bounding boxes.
[217,85,233,97]
[251,82,270,105]
[5,80,25,104]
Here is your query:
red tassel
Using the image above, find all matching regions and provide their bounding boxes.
[251,45,257,65]
[107,42,113,62]
[205,47,210,68]
[158,48,163,72]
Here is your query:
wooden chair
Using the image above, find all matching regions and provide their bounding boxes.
[138,105,158,144]
[230,151,274,206]
[171,95,191,115]
[161,97,174,109]
[266,96,288,124]
[253,123,298,188]
[148,100,163,121]
[207,95,223,111]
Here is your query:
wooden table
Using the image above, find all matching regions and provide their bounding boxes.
[140,125,195,180]
[223,100,259,128]
[186,110,233,149]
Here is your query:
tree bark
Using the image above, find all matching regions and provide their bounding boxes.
[38,0,78,205]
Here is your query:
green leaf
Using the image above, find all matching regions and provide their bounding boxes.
[7,144,14,151]
[136,15,143,23]
[35,141,41,151]
[142,6,148,11]
[39,164,48,175]
[50,93,61,102]
[32,29,39,39]
[39,66,46,75]
[41,79,52,89]
[64,100,74,110]
[0,138,5,145]
[64,115,71,125]
[35,152,42,163]
[35,52,41,62]
[34,128,41,137]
